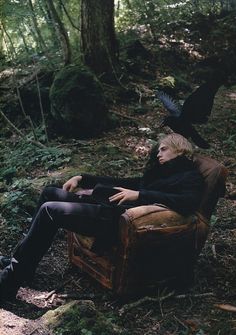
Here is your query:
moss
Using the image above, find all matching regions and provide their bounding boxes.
[42,300,120,335]
[49,65,109,138]
[159,75,175,89]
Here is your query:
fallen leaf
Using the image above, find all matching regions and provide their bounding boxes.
[184,319,198,331]
[214,304,236,312]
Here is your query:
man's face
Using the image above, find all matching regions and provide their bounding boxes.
[157,143,179,164]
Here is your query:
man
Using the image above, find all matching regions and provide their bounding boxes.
[0,133,204,301]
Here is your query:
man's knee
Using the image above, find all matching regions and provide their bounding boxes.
[39,201,61,222]
[39,201,70,220]
[40,186,60,202]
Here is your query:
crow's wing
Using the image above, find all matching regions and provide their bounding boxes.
[181,83,210,123]
[181,81,222,124]
[155,90,182,117]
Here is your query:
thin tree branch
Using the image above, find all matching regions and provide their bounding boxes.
[59,0,80,31]
[119,291,175,315]
[0,108,46,148]
[1,23,17,58]
[15,85,38,141]
[32,58,49,144]
[2,26,38,141]
[46,0,72,65]
[118,291,214,315]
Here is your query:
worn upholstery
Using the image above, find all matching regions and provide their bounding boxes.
[194,154,227,220]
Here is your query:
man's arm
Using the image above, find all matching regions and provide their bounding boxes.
[80,173,141,190]
[63,175,82,192]
[137,173,204,216]
[62,174,141,193]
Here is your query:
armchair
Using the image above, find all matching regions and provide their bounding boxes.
[68,155,227,295]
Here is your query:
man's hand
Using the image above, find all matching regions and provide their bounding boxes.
[63,175,82,192]
[109,187,139,205]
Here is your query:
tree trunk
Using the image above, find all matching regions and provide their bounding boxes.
[80,0,118,76]
[0,26,4,56]
[1,23,18,58]
[59,0,80,31]
[45,0,71,65]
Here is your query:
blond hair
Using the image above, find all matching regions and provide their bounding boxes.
[159,133,193,159]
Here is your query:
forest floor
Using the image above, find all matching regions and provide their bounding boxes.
[1,47,236,335]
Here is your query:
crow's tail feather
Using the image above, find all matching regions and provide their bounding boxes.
[190,126,210,149]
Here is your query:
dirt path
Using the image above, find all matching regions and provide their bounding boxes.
[0,308,51,335]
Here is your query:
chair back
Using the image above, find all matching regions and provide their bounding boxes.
[194,154,228,220]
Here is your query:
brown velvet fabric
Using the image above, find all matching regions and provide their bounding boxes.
[124,205,192,229]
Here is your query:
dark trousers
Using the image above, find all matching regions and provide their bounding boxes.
[12,186,119,281]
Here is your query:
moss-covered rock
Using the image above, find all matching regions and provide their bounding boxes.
[49,65,109,138]
[18,69,54,121]
[42,300,121,335]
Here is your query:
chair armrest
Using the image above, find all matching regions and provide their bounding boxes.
[119,205,209,247]
[123,205,193,231]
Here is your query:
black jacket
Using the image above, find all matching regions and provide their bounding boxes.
[80,156,204,217]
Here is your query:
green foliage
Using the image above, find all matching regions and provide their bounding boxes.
[1,0,81,64]
[1,178,37,218]
[0,134,71,230]
[223,133,236,149]
[159,75,175,88]
[210,215,218,226]
[116,29,140,49]
[0,138,71,178]
[155,73,191,95]
[0,167,17,184]
[173,74,192,91]
[195,12,236,66]
[1,0,236,69]
[0,137,71,228]
[54,305,118,335]
[115,0,234,39]
[116,0,164,38]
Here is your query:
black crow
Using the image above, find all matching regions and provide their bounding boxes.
[156,72,226,148]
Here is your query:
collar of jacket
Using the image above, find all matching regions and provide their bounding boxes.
[142,155,196,185]
[158,155,195,176]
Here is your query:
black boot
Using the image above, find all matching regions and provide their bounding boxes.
[0,262,21,301]
[0,256,11,269]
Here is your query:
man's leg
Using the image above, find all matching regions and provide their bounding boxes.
[32,186,84,219]
[13,201,103,265]
[0,200,113,301]
[0,256,11,269]
[0,186,85,269]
